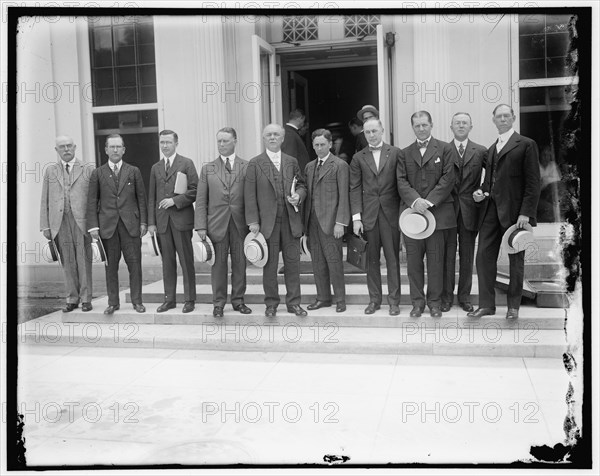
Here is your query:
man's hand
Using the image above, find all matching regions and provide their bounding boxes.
[333,224,344,239]
[147,225,157,236]
[197,230,207,240]
[159,198,175,209]
[353,220,363,236]
[140,224,147,237]
[249,223,260,235]
[472,189,488,203]
[516,215,529,229]
[90,230,100,241]
[42,229,51,240]
[287,193,300,207]
[412,198,431,214]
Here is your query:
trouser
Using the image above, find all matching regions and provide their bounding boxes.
[308,215,345,303]
[211,218,247,308]
[158,219,196,302]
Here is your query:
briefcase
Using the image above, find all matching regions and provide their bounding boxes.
[346,233,368,271]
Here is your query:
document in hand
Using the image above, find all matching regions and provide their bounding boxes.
[174,172,188,194]
[290,175,299,212]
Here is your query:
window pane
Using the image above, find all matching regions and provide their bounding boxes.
[518,14,545,35]
[141,86,157,103]
[519,34,545,60]
[546,32,569,57]
[139,65,156,86]
[545,14,570,33]
[93,69,113,89]
[115,45,135,66]
[136,23,154,44]
[113,25,135,46]
[139,44,155,64]
[92,28,113,67]
[94,89,115,107]
[547,56,569,78]
[94,112,120,130]
[118,87,138,104]
[141,110,158,127]
[519,59,546,79]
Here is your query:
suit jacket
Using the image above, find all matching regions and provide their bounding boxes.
[87,161,148,239]
[244,151,307,240]
[450,139,487,231]
[479,132,541,228]
[148,153,198,233]
[349,143,402,231]
[195,155,249,243]
[40,159,95,239]
[281,124,310,172]
[304,154,350,236]
[397,138,456,230]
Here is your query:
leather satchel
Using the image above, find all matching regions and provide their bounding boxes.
[346,233,368,271]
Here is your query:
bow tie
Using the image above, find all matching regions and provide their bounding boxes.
[369,145,382,151]
[418,140,429,148]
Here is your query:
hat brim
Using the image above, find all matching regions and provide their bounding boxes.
[150,234,161,257]
[357,106,379,121]
[399,208,436,239]
[244,232,269,268]
[501,223,535,255]
[194,236,215,266]
[300,235,312,261]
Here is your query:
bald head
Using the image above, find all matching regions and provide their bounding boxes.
[55,135,76,162]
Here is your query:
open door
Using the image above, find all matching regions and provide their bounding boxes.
[376,25,392,144]
[251,34,282,151]
[288,71,310,151]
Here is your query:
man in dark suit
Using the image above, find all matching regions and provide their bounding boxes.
[440,113,487,313]
[245,123,308,318]
[350,118,402,316]
[195,127,251,318]
[147,130,198,314]
[470,104,541,319]
[87,134,148,315]
[397,111,456,318]
[304,128,350,313]
[40,136,95,312]
[281,109,310,172]
[348,117,368,154]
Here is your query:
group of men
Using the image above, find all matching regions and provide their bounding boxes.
[40,102,540,320]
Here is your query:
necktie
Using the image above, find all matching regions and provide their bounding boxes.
[496,137,504,153]
[113,165,119,186]
[317,159,323,173]
[458,143,464,157]
[273,156,280,171]
[225,157,232,173]
[65,164,70,174]
[165,159,171,175]
[418,140,429,149]
[369,145,382,151]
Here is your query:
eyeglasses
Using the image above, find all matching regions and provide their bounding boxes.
[56,144,74,150]
[107,145,124,150]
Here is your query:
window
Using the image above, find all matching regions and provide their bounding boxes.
[517,13,576,223]
[89,16,157,106]
[344,15,380,39]
[282,16,318,42]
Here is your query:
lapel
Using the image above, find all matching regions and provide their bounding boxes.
[421,138,437,166]
[55,161,65,188]
[306,160,315,194]
[462,140,475,166]
[259,153,278,193]
[409,142,422,166]
[117,162,129,194]
[497,132,520,161]
[378,144,391,174]
[363,149,378,176]
[70,159,83,184]
[317,155,335,183]
[157,158,166,180]
[230,155,242,185]
[103,163,118,193]
[211,156,228,187]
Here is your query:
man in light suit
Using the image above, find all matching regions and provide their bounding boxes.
[147,130,198,314]
[350,118,402,316]
[40,135,95,312]
[245,123,308,318]
[195,127,251,318]
[441,112,487,313]
[87,134,148,315]
[397,111,456,318]
[470,104,541,319]
[304,129,350,313]
[281,109,310,172]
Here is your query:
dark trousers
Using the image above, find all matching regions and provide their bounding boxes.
[457,210,478,303]
[364,209,401,306]
[404,228,445,309]
[102,218,142,306]
[212,218,247,308]
[308,216,345,303]
[263,208,301,308]
[441,226,458,305]
[476,198,525,309]
[158,219,196,302]
[55,209,93,303]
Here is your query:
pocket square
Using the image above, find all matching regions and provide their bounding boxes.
[435,157,441,163]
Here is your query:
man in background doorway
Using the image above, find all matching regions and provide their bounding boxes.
[348,117,368,154]
[282,108,311,172]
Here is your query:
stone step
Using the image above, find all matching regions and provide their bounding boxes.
[19,312,566,358]
[60,302,566,330]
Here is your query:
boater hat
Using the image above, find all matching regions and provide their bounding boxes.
[194,236,215,266]
[399,208,436,240]
[244,232,268,268]
[356,105,379,122]
[91,239,107,265]
[300,235,311,261]
[501,223,535,255]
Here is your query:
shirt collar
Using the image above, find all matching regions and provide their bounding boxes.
[453,138,468,148]
[110,160,122,170]
[221,154,235,163]
[499,128,515,143]
[318,153,331,163]
[266,149,281,161]
[61,159,74,169]
[417,136,432,145]
[371,142,384,149]
[162,154,175,164]
[285,123,299,131]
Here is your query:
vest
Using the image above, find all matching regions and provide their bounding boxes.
[271,161,285,218]
[63,164,72,212]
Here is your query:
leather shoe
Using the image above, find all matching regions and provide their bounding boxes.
[265,306,277,317]
[182,301,195,313]
[409,306,423,318]
[430,307,442,318]
[233,304,252,314]
[459,302,474,313]
[389,304,400,316]
[307,300,332,310]
[467,307,496,318]
[62,303,79,313]
[104,304,119,315]
[336,302,346,313]
[441,302,452,312]
[287,304,307,316]
[81,302,92,312]
[133,303,146,313]
[213,306,224,318]
[157,301,176,313]
[364,302,381,315]
[506,308,519,319]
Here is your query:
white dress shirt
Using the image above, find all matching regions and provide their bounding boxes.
[496,128,515,153]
